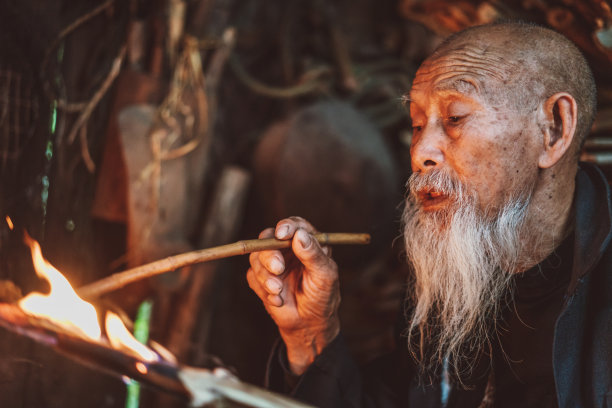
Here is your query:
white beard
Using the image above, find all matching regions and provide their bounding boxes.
[402,169,533,381]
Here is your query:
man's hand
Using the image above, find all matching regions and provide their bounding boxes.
[247,216,341,375]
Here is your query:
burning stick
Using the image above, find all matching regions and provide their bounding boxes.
[0,233,319,407]
[77,232,370,299]
[0,302,189,398]
[0,303,314,407]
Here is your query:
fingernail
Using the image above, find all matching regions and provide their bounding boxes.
[297,229,311,249]
[270,257,284,274]
[266,278,282,294]
[277,225,290,239]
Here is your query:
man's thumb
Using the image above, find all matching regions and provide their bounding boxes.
[292,229,334,276]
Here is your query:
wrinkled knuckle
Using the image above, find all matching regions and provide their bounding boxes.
[277,218,295,228]
[312,244,329,261]
[327,258,338,272]
[293,216,317,231]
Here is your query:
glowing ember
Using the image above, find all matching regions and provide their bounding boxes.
[135,361,148,374]
[5,216,13,230]
[18,234,101,340]
[105,312,158,362]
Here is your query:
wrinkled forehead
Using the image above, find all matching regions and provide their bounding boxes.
[410,42,523,101]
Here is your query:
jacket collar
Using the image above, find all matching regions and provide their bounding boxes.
[569,162,612,294]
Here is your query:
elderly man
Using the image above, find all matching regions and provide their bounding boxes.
[247,21,611,407]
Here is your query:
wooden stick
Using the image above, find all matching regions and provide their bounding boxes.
[78,233,370,299]
[67,45,127,144]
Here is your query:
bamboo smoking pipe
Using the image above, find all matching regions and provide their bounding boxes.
[78,233,370,299]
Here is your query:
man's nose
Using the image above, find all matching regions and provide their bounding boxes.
[410,125,445,173]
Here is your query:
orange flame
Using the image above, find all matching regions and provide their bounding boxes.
[18,234,161,363]
[18,234,101,340]
[105,312,157,362]
[5,216,13,230]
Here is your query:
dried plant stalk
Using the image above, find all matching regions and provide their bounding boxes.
[78,233,370,299]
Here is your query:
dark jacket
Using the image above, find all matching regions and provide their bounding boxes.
[267,163,612,407]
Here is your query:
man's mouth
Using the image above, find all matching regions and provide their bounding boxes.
[417,189,449,210]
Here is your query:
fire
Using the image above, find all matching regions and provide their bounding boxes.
[18,234,160,363]
[5,216,13,230]
[105,312,157,362]
[18,234,101,340]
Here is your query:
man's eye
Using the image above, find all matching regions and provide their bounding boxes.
[448,116,462,123]
[412,125,423,132]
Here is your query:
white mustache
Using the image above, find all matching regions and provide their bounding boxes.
[408,169,467,203]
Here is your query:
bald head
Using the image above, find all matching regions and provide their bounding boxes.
[426,21,597,152]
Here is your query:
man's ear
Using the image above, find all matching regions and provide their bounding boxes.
[538,92,577,169]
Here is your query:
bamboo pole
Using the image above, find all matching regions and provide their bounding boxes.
[78,233,370,299]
